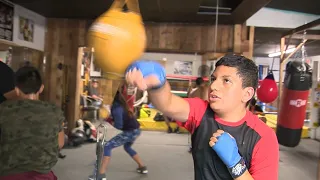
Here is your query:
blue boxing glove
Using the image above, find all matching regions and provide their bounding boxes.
[125,60,166,90]
[212,132,247,178]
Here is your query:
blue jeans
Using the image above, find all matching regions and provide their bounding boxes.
[104,129,141,157]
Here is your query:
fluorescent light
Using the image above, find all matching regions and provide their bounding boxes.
[268,48,296,57]
[197,12,231,15]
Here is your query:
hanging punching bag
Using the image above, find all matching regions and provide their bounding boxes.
[87,0,146,78]
[256,72,278,103]
[277,60,312,147]
[87,0,146,111]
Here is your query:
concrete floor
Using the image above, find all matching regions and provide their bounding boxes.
[53,124,319,180]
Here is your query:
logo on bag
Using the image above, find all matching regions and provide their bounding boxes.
[89,23,127,36]
[289,99,306,107]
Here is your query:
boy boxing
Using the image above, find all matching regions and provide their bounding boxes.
[125,55,279,180]
[0,66,65,180]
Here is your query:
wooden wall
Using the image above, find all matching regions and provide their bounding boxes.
[44,19,87,132]
[145,23,234,53]
[44,19,254,130]
[11,47,44,71]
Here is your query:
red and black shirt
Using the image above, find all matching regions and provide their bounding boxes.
[178,98,279,180]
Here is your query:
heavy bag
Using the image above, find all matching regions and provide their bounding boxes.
[277,60,312,147]
[69,130,87,147]
[87,0,146,79]
[256,72,278,103]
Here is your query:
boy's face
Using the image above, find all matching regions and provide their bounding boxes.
[208,65,254,114]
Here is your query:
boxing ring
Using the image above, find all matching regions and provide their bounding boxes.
[134,75,310,137]
[136,105,309,138]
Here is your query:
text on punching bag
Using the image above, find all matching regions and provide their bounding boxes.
[289,99,307,108]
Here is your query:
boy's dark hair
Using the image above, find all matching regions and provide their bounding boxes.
[196,77,204,86]
[15,66,42,94]
[215,55,258,105]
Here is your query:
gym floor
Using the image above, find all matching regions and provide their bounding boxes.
[53,124,319,180]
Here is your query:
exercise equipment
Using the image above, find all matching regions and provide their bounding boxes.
[87,0,146,79]
[69,130,87,147]
[134,91,147,107]
[256,72,278,103]
[90,123,108,180]
[99,104,111,119]
[277,60,312,147]
[87,0,146,122]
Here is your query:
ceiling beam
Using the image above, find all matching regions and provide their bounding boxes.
[282,18,320,38]
[285,34,320,40]
[230,0,272,24]
[146,48,229,55]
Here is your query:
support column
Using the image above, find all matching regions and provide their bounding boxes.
[277,37,286,110]
[248,26,255,59]
[233,24,242,54]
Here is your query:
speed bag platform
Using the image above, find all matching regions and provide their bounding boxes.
[277,60,312,147]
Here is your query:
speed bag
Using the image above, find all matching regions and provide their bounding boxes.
[277,60,312,147]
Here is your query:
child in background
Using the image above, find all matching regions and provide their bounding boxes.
[97,91,147,180]
[0,66,65,180]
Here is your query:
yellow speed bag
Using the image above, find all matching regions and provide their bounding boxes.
[87,0,146,79]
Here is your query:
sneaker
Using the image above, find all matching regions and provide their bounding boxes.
[137,166,148,174]
[88,174,107,180]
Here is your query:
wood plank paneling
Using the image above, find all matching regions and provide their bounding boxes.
[44,18,87,132]
[145,23,235,53]
[233,24,242,54]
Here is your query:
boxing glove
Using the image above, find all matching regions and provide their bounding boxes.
[212,132,247,178]
[125,61,166,90]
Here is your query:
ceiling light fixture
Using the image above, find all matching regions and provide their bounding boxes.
[268,48,296,58]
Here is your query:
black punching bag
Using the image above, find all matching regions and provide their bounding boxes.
[277,60,312,147]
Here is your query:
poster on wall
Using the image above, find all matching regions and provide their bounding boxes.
[258,65,269,80]
[90,53,102,77]
[81,51,93,77]
[173,61,193,75]
[19,16,34,42]
[0,0,14,41]
[80,51,102,77]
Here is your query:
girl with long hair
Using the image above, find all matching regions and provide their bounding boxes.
[97,90,147,180]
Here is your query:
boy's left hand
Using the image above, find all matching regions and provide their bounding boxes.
[209,130,242,168]
[209,130,247,178]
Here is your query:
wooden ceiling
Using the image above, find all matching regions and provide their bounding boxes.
[9,0,271,24]
[254,26,320,57]
[266,0,320,15]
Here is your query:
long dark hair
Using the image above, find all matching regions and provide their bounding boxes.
[114,90,135,118]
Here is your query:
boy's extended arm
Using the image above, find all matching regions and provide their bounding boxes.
[148,82,190,122]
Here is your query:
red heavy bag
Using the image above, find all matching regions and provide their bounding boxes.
[257,72,278,103]
[277,60,312,147]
